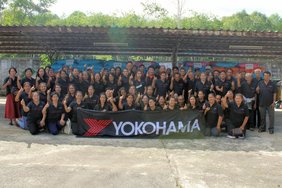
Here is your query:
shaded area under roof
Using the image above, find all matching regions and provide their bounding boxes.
[0,26,282,59]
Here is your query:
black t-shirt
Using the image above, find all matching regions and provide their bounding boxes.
[21,77,35,87]
[197,99,206,110]
[3,76,18,95]
[65,94,75,106]
[205,102,223,128]
[27,101,45,121]
[105,81,118,96]
[94,103,112,111]
[47,102,65,123]
[80,80,90,96]
[145,76,154,87]
[215,79,231,96]
[69,101,86,122]
[93,81,105,96]
[48,76,56,91]
[133,79,146,94]
[57,78,69,96]
[228,102,249,128]
[121,75,130,91]
[84,95,99,110]
[70,75,81,91]
[239,80,256,98]
[187,79,195,94]
[37,76,48,85]
[155,79,169,97]
[20,92,31,116]
[122,103,140,111]
[147,106,162,111]
[258,80,277,107]
[172,79,185,95]
[195,80,212,98]
[39,92,47,104]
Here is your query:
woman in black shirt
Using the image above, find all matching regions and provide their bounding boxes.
[2,67,21,125]
[144,98,162,111]
[15,82,31,129]
[94,93,117,112]
[93,73,105,96]
[188,95,201,111]
[43,92,65,135]
[35,67,48,90]
[84,85,99,110]
[104,73,118,97]
[56,70,69,97]
[63,91,86,135]
[21,92,45,135]
[21,68,35,87]
[80,71,91,96]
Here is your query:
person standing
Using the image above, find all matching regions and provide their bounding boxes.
[253,69,262,130]
[256,71,277,134]
[2,67,21,125]
[237,73,257,130]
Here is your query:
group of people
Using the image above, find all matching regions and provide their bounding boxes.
[2,61,277,138]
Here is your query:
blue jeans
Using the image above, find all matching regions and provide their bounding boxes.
[17,116,28,130]
[259,105,274,131]
[48,122,63,135]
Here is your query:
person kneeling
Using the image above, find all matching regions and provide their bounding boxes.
[21,92,45,135]
[42,92,65,135]
[222,93,249,139]
[203,93,223,137]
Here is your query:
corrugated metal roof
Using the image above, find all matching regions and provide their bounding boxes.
[0,26,281,58]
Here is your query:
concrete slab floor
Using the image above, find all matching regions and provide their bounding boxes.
[0,102,282,187]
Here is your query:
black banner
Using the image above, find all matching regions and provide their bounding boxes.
[77,109,206,138]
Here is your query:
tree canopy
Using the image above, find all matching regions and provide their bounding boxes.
[0,0,281,31]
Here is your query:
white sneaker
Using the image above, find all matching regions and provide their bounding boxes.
[227,135,236,139]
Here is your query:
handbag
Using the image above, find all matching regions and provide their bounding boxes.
[231,128,243,137]
[62,119,72,135]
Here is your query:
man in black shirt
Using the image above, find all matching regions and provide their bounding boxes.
[155,72,169,97]
[203,93,223,136]
[253,69,262,129]
[170,72,185,96]
[215,71,231,97]
[222,93,249,138]
[256,71,277,134]
[195,73,213,99]
[237,73,257,130]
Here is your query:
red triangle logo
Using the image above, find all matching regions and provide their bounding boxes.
[83,118,113,137]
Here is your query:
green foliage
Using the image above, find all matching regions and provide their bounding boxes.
[39,54,52,67]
